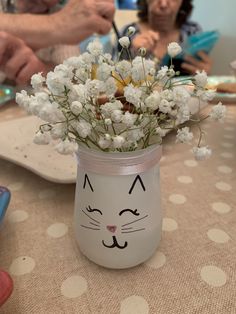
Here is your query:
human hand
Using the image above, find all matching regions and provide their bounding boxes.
[132,30,159,53]
[0,32,51,85]
[15,0,59,13]
[54,0,115,44]
[181,51,212,75]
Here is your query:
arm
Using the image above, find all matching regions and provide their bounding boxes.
[0,0,115,49]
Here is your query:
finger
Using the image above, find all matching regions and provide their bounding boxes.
[4,52,28,80]
[184,55,201,67]
[181,62,197,75]
[147,30,159,42]
[16,62,38,85]
[96,2,115,22]
[94,16,113,35]
[197,51,211,63]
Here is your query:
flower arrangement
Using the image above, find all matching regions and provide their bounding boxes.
[16,27,226,160]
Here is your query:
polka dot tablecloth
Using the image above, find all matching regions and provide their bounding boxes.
[0,103,236,314]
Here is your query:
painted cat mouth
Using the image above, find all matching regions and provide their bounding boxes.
[102,236,128,249]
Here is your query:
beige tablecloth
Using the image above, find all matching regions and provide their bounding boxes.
[0,102,235,314]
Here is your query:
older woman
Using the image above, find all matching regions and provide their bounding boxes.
[119,0,212,75]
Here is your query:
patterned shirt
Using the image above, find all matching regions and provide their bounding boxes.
[117,20,202,73]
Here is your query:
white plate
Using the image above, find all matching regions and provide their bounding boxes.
[0,116,77,183]
[207,76,236,103]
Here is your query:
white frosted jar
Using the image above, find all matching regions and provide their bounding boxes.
[74,145,162,269]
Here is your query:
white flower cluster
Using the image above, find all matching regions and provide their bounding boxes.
[16,38,226,158]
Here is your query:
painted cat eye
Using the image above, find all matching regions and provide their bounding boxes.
[119,209,140,216]
[86,205,103,215]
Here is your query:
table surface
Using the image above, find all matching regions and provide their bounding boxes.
[0,102,235,314]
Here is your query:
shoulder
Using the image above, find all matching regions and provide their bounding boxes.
[181,20,203,36]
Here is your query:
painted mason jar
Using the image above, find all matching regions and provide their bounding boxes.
[74,144,162,269]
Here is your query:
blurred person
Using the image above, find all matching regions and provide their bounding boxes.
[0,0,115,85]
[118,0,212,75]
[0,0,79,85]
[0,0,115,49]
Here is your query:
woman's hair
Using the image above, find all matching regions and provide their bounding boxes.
[137,0,193,27]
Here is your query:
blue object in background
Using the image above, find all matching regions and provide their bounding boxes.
[0,187,11,224]
[0,85,15,107]
[184,30,220,58]
[117,0,137,10]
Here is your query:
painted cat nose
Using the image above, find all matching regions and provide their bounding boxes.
[106,225,117,233]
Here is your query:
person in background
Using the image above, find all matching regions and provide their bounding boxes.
[0,0,115,49]
[0,0,115,85]
[119,0,212,75]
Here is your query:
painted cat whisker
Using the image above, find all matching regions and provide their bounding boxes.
[121,227,133,230]
[82,209,100,224]
[80,225,100,231]
[121,215,148,227]
[121,228,145,233]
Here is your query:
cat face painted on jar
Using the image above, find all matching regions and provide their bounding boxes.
[80,174,149,250]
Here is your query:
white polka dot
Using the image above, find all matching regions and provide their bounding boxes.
[8,210,29,223]
[221,142,234,148]
[9,256,35,276]
[184,159,198,167]
[207,229,230,243]
[169,194,186,204]
[177,176,193,184]
[212,202,231,214]
[220,152,234,159]
[61,275,87,298]
[47,223,68,238]
[223,134,234,140]
[8,182,23,191]
[215,181,232,191]
[162,218,178,231]
[217,165,232,174]
[224,126,235,131]
[120,296,149,314]
[146,251,166,269]
[38,189,56,200]
[200,265,227,287]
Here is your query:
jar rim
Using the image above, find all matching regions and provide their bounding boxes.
[76,144,162,176]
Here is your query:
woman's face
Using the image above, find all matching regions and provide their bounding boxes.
[147,0,183,31]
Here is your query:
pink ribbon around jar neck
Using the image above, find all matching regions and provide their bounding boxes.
[76,145,162,176]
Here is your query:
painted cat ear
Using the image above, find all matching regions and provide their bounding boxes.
[83,174,94,192]
[128,175,146,194]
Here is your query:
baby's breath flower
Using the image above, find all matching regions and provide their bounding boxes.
[167,42,182,58]
[112,135,125,149]
[18,38,225,157]
[87,39,103,56]
[70,101,83,115]
[176,127,193,144]
[194,70,208,88]
[98,136,111,149]
[127,26,136,36]
[33,131,51,145]
[210,102,226,121]
[139,47,146,56]
[115,60,132,79]
[55,139,78,155]
[192,146,212,160]
[118,36,130,48]
[31,73,45,90]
